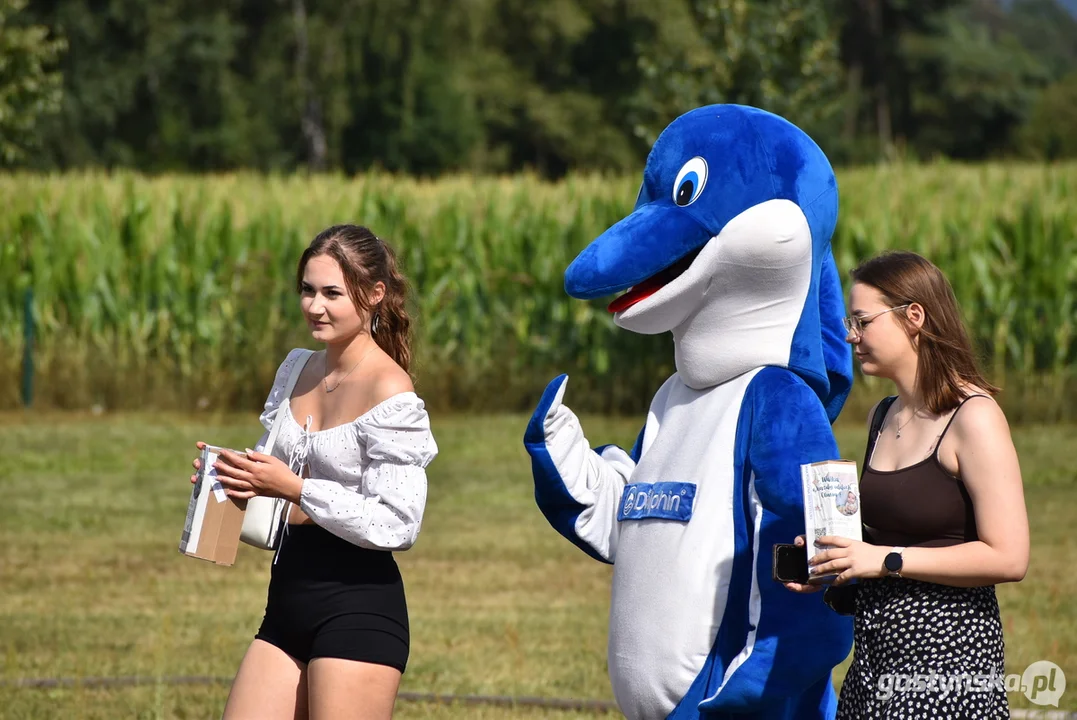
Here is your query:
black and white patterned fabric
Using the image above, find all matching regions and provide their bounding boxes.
[837,576,1009,719]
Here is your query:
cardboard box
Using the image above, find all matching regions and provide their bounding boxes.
[179,445,246,566]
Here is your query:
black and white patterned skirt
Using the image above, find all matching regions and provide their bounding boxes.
[836,577,1009,719]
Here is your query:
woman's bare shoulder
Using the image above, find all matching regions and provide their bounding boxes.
[951,391,1010,441]
[368,352,415,404]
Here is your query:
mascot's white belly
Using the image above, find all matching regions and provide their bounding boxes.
[609,368,761,719]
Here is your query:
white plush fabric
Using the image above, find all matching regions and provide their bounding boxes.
[254,348,437,550]
[535,370,761,720]
[614,199,812,389]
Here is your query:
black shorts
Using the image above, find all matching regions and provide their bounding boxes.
[254,524,409,672]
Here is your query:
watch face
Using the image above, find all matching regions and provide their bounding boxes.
[884,552,903,572]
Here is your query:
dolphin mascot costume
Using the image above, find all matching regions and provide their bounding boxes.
[524,105,855,719]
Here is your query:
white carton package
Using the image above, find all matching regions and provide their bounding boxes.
[801,459,862,581]
[178,445,246,566]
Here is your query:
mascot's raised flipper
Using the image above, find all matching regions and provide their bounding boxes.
[525,105,855,720]
[524,374,640,563]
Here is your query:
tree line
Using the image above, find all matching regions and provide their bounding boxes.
[4,0,1077,175]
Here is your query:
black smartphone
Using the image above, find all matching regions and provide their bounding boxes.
[772,543,810,584]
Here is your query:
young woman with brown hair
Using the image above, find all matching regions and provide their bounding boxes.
[189,225,437,719]
[785,251,1029,717]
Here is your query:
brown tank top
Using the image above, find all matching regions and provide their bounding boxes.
[859,395,985,548]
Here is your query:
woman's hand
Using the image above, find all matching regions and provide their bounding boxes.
[190,441,207,484]
[809,536,890,586]
[213,448,303,503]
[783,535,824,594]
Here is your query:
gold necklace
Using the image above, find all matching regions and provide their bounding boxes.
[323,345,377,393]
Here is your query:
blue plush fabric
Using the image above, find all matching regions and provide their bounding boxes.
[817,252,854,422]
[671,368,853,719]
[629,425,646,463]
[566,105,835,299]
[565,200,714,299]
[526,104,855,720]
[563,104,852,422]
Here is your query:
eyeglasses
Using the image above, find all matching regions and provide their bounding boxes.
[842,305,910,337]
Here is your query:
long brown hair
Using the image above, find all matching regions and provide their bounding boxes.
[850,251,998,414]
[296,225,413,372]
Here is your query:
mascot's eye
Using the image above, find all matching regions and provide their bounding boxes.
[672,157,708,207]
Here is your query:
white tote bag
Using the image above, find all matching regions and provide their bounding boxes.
[240,349,314,550]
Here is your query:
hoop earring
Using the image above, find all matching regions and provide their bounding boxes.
[371,312,380,335]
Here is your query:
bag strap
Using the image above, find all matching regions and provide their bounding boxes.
[264,349,315,551]
[262,349,315,458]
[862,395,897,469]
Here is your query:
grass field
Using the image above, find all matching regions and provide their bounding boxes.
[0,408,1074,719]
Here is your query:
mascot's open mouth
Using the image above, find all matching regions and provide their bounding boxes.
[607,248,702,314]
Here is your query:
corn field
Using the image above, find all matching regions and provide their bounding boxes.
[2,163,1076,420]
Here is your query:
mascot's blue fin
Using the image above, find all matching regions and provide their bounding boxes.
[817,252,853,423]
[668,368,852,718]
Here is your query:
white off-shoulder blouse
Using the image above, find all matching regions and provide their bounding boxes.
[253,348,437,551]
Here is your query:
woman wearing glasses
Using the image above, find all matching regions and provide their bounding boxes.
[784,251,1029,718]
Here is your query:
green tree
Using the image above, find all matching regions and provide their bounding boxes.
[1020,71,1077,159]
[332,0,485,175]
[1008,0,1077,81]
[836,0,969,161]
[462,0,643,175]
[0,0,65,165]
[627,0,844,150]
[26,0,273,170]
[13,0,1075,173]
[902,3,1049,159]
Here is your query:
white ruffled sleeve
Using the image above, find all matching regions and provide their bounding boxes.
[299,394,437,550]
